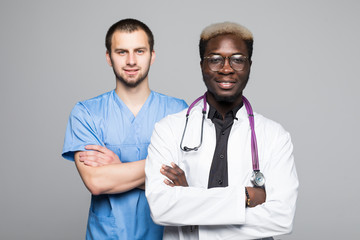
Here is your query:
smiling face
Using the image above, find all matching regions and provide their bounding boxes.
[106,29,155,88]
[201,34,251,105]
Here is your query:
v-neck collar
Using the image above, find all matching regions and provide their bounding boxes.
[112,90,154,124]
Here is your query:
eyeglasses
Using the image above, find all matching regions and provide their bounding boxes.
[204,54,248,72]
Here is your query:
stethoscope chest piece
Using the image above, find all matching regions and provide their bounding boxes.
[251,170,265,187]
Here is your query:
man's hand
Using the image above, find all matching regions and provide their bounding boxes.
[160,162,189,187]
[246,187,266,208]
[79,145,121,167]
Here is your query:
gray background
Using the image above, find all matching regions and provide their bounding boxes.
[1,0,359,239]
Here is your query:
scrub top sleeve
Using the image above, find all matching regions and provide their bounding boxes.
[62,103,104,161]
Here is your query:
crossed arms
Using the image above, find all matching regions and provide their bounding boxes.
[145,117,299,238]
[75,144,265,208]
[74,145,145,195]
[161,162,266,207]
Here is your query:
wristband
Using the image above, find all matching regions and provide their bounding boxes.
[245,187,250,207]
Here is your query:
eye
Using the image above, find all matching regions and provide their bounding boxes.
[116,50,126,55]
[136,49,145,54]
[208,56,223,64]
[231,55,246,64]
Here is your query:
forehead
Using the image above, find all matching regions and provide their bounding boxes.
[111,29,149,50]
[205,34,248,56]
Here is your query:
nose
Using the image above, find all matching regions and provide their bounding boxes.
[219,57,234,74]
[126,53,136,66]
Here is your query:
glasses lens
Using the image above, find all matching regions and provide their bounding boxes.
[206,55,224,71]
[230,55,247,71]
[206,54,247,71]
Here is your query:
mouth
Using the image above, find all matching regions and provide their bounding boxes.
[216,81,236,89]
[124,68,139,75]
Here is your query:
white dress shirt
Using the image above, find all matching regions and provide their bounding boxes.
[145,101,299,240]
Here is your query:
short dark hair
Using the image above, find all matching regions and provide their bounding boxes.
[199,22,253,62]
[105,18,154,54]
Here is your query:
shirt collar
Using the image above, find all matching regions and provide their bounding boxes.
[207,102,243,121]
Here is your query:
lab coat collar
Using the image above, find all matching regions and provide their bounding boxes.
[189,99,249,126]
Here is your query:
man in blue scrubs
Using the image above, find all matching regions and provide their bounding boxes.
[62,19,187,239]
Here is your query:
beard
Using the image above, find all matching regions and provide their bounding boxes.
[110,56,151,88]
[210,90,242,103]
[113,68,149,88]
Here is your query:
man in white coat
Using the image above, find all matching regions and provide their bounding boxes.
[145,22,299,240]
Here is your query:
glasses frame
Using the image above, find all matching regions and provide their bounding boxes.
[204,54,249,72]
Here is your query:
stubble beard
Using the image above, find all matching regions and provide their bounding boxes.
[213,93,239,103]
[110,55,152,88]
[113,67,150,88]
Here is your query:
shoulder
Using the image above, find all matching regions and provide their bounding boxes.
[254,113,291,141]
[150,91,188,116]
[79,90,113,108]
[152,91,188,108]
[150,108,187,142]
[71,90,113,115]
[255,113,282,129]
[155,108,187,129]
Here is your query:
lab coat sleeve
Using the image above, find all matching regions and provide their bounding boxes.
[236,126,299,238]
[201,124,299,239]
[145,117,246,226]
[146,116,299,239]
[62,103,103,161]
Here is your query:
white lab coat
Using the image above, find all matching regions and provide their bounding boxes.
[145,102,299,240]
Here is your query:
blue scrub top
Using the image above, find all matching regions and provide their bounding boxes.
[62,90,187,240]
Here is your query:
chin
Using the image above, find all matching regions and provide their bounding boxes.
[213,93,238,103]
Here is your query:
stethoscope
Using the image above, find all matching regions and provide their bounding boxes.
[180,93,265,187]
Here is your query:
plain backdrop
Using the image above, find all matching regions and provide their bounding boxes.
[1,0,359,239]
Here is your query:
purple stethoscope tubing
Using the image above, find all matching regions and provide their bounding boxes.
[180,92,260,172]
[242,96,260,171]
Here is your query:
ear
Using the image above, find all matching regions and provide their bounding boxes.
[106,51,113,67]
[150,50,156,65]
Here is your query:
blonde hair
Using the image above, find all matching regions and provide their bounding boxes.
[200,22,253,42]
[199,22,254,61]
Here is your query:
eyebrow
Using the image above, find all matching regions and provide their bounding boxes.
[208,52,245,56]
[135,47,148,51]
[113,46,148,52]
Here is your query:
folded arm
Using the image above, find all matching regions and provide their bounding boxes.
[161,162,266,207]
[64,105,146,195]
[146,122,247,226]
[145,119,299,238]
[75,145,146,195]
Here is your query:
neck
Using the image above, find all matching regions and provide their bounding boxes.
[115,79,151,117]
[206,91,243,118]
